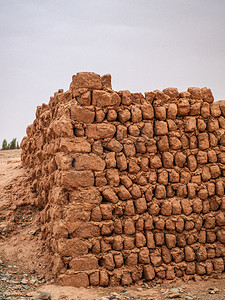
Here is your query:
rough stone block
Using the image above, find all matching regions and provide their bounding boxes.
[59,273,89,287]
[155,120,168,135]
[86,124,116,139]
[92,90,121,107]
[74,153,105,171]
[61,170,94,188]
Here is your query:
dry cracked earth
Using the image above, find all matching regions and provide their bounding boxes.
[0,149,225,300]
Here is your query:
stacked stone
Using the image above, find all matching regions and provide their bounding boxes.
[21,72,225,287]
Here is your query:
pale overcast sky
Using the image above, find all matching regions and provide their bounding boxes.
[0,0,225,146]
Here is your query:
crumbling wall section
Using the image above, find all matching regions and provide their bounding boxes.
[21,72,225,287]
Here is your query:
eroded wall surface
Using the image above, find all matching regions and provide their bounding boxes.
[21,72,225,287]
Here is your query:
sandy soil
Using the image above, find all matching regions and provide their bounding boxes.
[0,149,225,300]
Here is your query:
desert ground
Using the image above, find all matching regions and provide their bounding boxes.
[0,149,225,300]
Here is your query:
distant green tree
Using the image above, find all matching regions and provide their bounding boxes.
[2,139,8,150]
[9,138,17,149]
[16,141,20,149]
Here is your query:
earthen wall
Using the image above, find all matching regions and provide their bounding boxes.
[21,72,225,287]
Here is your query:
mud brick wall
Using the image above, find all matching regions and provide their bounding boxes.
[21,72,225,287]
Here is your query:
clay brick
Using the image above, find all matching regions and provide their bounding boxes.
[112,235,123,251]
[92,90,121,107]
[101,73,112,89]
[150,155,162,169]
[208,118,219,132]
[134,197,147,214]
[216,180,224,196]
[210,165,221,178]
[114,253,124,268]
[124,142,136,157]
[124,219,135,235]
[117,185,132,200]
[150,252,162,266]
[75,223,100,238]
[167,103,177,119]
[126,253,138,266]
[216,212,225,226]
[148,203,160,216]
[92,140,103,155]
[198,132,209,150]
[169,169,180,183]
[58,238,88,256]
[187,155,197,172]
[201,87,214,103]
[196,246,207,262]
[107,109,117,121]
[102,188,119,204]
[158,170,168,185]
[201,166,211,181]
[141,123,154,138]
[143,265,155,280]
[197,151,208,164]
[181,199,192,215]
[71,106,95,123]
[91,206,102,221]
[141,104,154,119]
[139,247,150,264]
[185,117,196,132]
[162,245,172,264]
[116,125,127,140]
[121,272,132,285]
[69,255,98,271]
[61,170,94,189]
[196,263,206,275]
[162,152,173,168]
[178,99,190,116]
[169,137,182,150]
[197,119,207,131]
[105,138,123,152]
[189,135,197,148]
[106,169,120,186]
[112,220,122,236]
[155,232,164,246]
[131,106,142,122]
[86,123,116,139]
[136,232,146,247]
[161,201,172,216]
[155,106,166,120]
[74,153,105,171]
[124,237,135,250]
[135,140,146,153]
[192,198,202,213]
[72,72,102,89]
[209,133,218,147]
[213,258,224,272]
[89,271,99,286]
[100,203,113,220]
[155,185,166,199]
[105,152,116,168]
[155,120,168,135]
[128,124,140,136]
[99,270,109,286]
[157,136,169,153]
[118,109,131,123]
[124,200,135,216]
[130,184,142,199]
[185,246,195,261]
[208,150,217,162]
[59,273,89,287]
[200,103,210,119]
[165,234,176,249]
